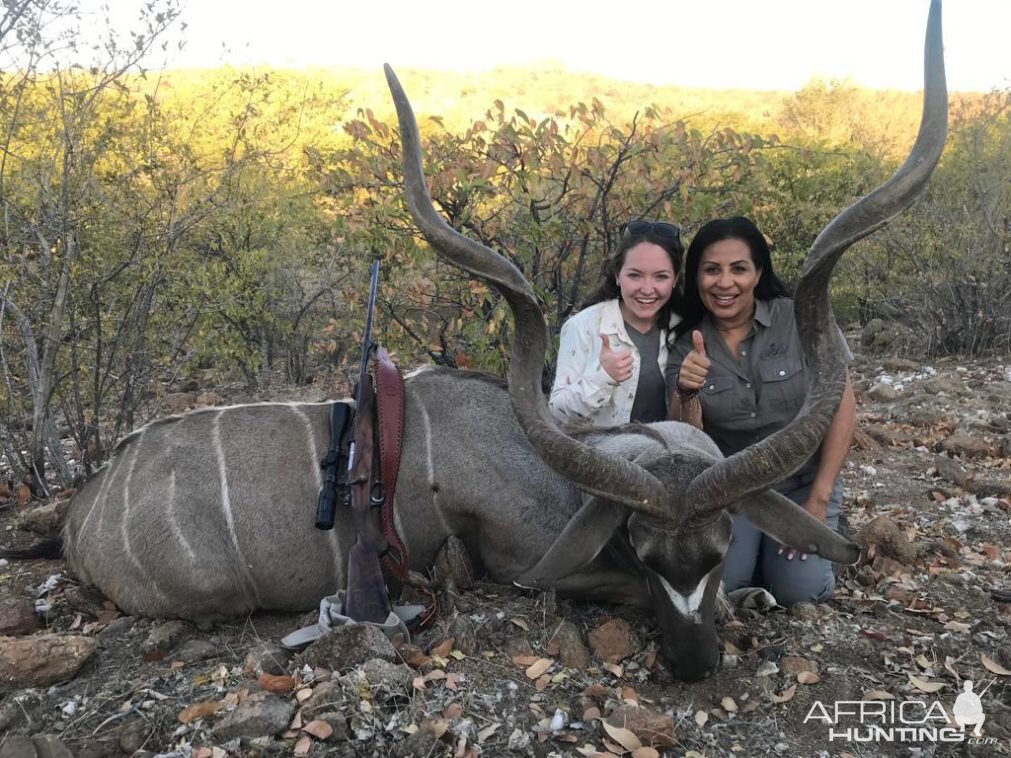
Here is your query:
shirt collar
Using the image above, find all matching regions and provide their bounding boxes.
[754,298,774,327]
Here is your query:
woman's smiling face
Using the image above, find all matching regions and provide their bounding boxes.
[696,238,762,328]
[615,241,677,332]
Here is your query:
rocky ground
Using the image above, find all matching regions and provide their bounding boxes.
[1,345,1011,758]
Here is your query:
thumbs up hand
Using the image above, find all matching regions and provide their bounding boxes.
[599,334,634,384]
[677,330,711,392]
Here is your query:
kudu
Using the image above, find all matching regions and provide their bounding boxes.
[59,1,945,680]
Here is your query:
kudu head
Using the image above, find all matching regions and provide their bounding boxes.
[384,0,946,681]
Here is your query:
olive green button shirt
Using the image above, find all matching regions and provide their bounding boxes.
[664,297,851,477]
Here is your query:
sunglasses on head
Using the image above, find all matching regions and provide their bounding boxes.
[621,220,681,241]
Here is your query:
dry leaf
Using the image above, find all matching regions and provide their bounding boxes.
[258,673,296,694]
[583,706,601,721]
[602,662,623,677]
[443,703,464,719]
[724,641,744,655]
[863,689,895,700]
[303,720,333,740]
[601,721,643,751]
[620,686,638,704]
[431,638,455,658]
[295,687,313,702]
[694,710,709,727]
[177,701,223,724]
[511,617,530,631]
[412,676,426,692]
[445,672,464,691]
[797,671,821,685]
[512,655,539,667]
[525,658,553,679]
[292,735,312,757]
[632,748,660,758]
[770,685,797,703]
[582,683,609,698]
[721,696,738,712]
[426,669,446,682]
[908,674,945,693]
[535,674,550,691]
[981,654,1011,676]
[477,723,500,743]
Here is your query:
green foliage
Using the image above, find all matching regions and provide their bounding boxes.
[1,41,1007,480]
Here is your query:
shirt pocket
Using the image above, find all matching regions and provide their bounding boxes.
[698,374,740,428]
[759,358,805,413]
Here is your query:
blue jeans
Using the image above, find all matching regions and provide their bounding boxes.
[722,473,843,606]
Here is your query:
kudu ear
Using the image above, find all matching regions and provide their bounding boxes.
[732,491,861,565]
[514,496,628,587]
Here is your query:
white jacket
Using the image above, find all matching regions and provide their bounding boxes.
[549,299,679,425]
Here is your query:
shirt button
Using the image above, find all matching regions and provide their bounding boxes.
[745,382,752,389]
[741,349,747,356]
[708,384,715,390]
[778,369,786,376]
[750,412,757,418]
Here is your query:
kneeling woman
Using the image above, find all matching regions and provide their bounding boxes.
[667,216,856,606]
[551,220,684,425]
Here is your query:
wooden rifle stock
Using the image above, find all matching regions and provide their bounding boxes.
[343,373,391,623]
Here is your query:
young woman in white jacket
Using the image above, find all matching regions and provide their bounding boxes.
[550,220,684,426]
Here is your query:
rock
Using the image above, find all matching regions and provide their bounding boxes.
[503,638,535,659]
[0,736,36,758]
[173,639,219,663]
[605,704,676,748]
[883,358,921,371]
[906,407,956,428]
[0,597,38,636]
[0,634,97,691]
[211,690,296,739]
[294,623,397,671]
[309,710,351,741]
[357,659,414,696]
[546,619,589,669]
[447,613,480,656]
[937,433,991,459]
[921,375,966,397]
[781,656,818,675]
[862,423,909,447]
[859,516,920,564]
[60,585,109,618]
[97,616,136,643]
[1000,434,1011,458]
[860,319,924,357]
[588,618,635,663]
[243,643,291,677]
[933,454,972,489]
[432,535,475,590]
[32,734,75,758]
[159,391,196,415]
[392,722,444,757]
[19,500,71,536]
[787,602,825,622]
[867,382,900,402]
[141,620,189,657]
[974,476,1011,499]
[196,391,224,407]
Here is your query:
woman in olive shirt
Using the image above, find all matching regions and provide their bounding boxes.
[666,217,856,606]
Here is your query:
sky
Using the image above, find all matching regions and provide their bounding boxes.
[99,0,1007,93]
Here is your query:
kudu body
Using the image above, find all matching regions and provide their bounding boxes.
[62,1,945,680]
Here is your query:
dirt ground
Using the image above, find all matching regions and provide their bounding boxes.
[1,345,1010,758]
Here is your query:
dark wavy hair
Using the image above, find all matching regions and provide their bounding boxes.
[674,216,790,339]
[581,224,685,342]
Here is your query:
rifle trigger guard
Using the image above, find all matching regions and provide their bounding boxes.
[370,481,386,507]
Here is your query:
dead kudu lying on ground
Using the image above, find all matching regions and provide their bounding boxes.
[52,2,945,680]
